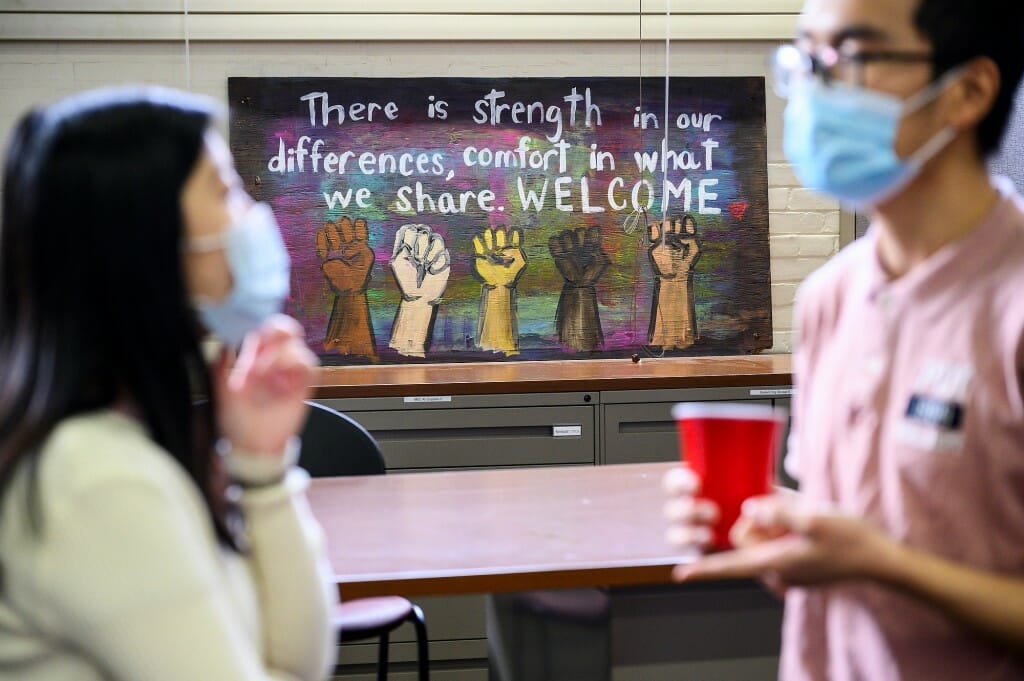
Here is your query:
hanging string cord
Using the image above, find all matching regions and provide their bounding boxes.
[623,3,647,238]
[661,0,671,234]
[628,0,648,342]
[646,0,672,358]
[184,0,192,90]
[637,1,671,359]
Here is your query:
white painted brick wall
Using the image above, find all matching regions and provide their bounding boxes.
[771,282,800,313]
[788,187,842,212]
[0,40,841,355]
[770,234,839,258]
[766,161,841,350]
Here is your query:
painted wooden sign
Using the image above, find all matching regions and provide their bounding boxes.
[228,77,770,364]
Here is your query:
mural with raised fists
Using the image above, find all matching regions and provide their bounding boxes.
[230,76,771,363]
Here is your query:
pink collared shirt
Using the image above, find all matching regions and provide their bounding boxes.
[783,177,1024,680]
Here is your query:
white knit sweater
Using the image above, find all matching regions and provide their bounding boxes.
[0,409,338,680]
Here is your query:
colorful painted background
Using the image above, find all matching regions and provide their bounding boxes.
[229,76,771,364]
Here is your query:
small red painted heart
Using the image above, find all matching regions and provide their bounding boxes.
[729,202,748,220]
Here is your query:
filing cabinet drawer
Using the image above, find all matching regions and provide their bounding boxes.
[603,400,771,465]
[341,405,596,470]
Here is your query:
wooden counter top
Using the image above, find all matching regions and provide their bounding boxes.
[313,354,791,399]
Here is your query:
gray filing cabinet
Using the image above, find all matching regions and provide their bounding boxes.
[602,385,786,465]
[319,392,597,471]
[315,383,793,680]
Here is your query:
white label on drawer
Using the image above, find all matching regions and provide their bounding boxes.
[403,396,452,403]
[749,388,794,397]
[553,425,583,438]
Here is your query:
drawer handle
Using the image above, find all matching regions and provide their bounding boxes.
[618,420,675,434]
[372,425,563,441]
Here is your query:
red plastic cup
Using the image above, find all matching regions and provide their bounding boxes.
[671,402,787,549]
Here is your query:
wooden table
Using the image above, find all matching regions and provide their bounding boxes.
[308,461,689,599]
[310,463,785,679]
[313,355,791,399]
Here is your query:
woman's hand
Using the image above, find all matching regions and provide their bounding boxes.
[214,314,318,457]
[662,465,721,551]
[674,494,899,589]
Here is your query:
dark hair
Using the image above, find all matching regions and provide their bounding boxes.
[0,87,238,550]
[915,1,1024,155]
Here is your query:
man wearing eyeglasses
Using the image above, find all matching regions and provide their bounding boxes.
[665,0,1024,678]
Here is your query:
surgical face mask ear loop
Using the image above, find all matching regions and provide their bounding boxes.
[884,65,967,182]
[901,65,968,116]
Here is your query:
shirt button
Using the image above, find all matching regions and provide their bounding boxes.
[848,403,863,425]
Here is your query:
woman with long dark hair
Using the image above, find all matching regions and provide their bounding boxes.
[0,87,336,680]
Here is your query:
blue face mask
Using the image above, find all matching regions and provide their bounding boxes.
[783,72,961,208]
[188,202,291,347]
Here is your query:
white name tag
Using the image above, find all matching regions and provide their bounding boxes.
[553,425,583,438]
[749,388,794,397]
[403,396,453,403]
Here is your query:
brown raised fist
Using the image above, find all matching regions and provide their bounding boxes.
[317,217,377,360]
